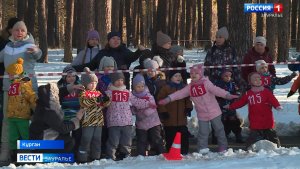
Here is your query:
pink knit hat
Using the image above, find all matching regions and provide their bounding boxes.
[190,64,204,78]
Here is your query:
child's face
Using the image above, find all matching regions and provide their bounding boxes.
[65,74,76,84]
[147,71,157,78]
[88,38,99,47]
[222,72,232,83]
[103,66,114,71]
[113,79,124,87]
[12,27,26,41]
[215,36,225,46]
[258,65,268,74]
[250,74,262,87]
[86,81,97,90]
[190,72,201,81]
[171,73,182,84]
[162,42,172,49]
[134,83,145,93]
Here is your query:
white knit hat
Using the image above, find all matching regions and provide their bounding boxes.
[254,36,267,46]
[255,60,267,72]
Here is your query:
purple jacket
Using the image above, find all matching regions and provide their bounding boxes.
[105,86,149,127]
[169,77,229,121]
[133,91,161,130]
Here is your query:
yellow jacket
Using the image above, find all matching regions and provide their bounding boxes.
[7,78,37,119]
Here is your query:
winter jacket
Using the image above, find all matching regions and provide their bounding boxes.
[79,89,105,127]
[105,85,149,127]
[228,88,280,129]
[204,41,241,85]
[96,73,111,94]
[0,38,10,91]
[73,44,142,89]
[260,72,296,92]
[157,82,193,126]
[144,73,166,101]
[0,34,42,91]
[57,77,81,121]
[133,90,161,130]
[7,77,36,119]
[29,83,80,140]
[71,46,100,66]
[169,77,229,121]
[215,80,239,117]
[151,44,176,68]
[242,47,276,82]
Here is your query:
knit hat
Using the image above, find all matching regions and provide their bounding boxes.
[143,59,159,69]
[107,31,121,41]
[254,36,267,46]
[87,30,100,41]
[255,60,267,72]
[98,56,117,71]
[81,67,98,87]
[168,70,182,80]
[170,45,183,55]
[288,55,300,71]
[62,65,76,79]
[132,73,145,88]
[156,31,172,47]
[6,17,21,33]
[12,21,27,34]
[190,64,204,78]
[216,27,229,40]
[138,49,153,66]
[109,72,125,84]
[221,69,232,78]
[6,58,24,75]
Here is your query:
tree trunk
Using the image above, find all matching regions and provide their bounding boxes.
[255,0,264,36]
[111,0,121,31]
[185,0,192,48]
[37,0,48,63]
[197,0,203,40]
[180,0,186,46]
[96,0,109,48]
[266,0,278,60]
[47,0,55,48]
[152,0,157,43]
[26,0,35,36]
[217,0,227,28]
[228,0,252,62]
[203,0,212,40]
[297,0,300,52]
[291,0,298,47]
[0,0,2,30]
[156,0,167,33]
[64,0,74,63]
[125,0,132,46]
[17,0,27,21]
[277,0,290,62]
[118,0,124,33]
[192,0,197,47]
[170,0,178,40]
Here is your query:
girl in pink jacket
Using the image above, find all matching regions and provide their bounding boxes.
[105,72,155,160]
[159,64,238,152]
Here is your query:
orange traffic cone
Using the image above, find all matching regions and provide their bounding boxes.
[163,132,182,160]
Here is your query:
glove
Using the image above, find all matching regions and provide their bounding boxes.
[159,112,170,120]
[223,104,230,109]
[276,106,283,111]
[177,55,184,63]
[148,102,157,109]
[185,108,193,117]
[226,94,239,100]
[158,97,171,105]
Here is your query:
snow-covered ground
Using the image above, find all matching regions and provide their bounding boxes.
[3,48,300,169]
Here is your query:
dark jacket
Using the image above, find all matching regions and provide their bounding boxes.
[29,83,80,140]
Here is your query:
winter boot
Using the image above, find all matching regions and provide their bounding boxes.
[76,151,89,163]
[235,134,245,144]
[90,151,101,161]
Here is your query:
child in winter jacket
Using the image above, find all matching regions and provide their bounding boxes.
[72,30,101,66]
[6,58,36,160]
[157,70,193,155]
[224,72,283,149]
[215,69,244,143]
[132,73,165,156]
[105,72,155,160]
[255,60,296,92]
[159,64,238,152]
[77,67,110,162]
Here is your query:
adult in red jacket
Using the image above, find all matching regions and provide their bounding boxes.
[241,36,276,83]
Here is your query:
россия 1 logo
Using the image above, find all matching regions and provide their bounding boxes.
[244,3,283,13]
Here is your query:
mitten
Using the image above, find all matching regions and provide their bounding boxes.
[158,96,171,105]
[223,104,230,109]
[177,55,184,63]
[185,108,193,117]
[70,117,80,130]
[159,112,170,120]
[276,106,283,111]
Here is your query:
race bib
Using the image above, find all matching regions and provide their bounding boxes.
[112,91,129,102]
[261,76,271,86]
[8,83,21,96]
[65,92,79,98]
[84,90,101,98]
[190,84,206,97]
